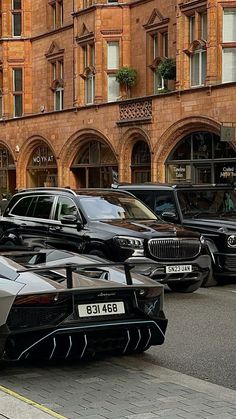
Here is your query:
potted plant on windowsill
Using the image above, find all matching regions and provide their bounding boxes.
[115,67,137,99]
[156,58,176,81]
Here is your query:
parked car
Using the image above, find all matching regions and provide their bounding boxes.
[0,187,210,292]
[0,248,167,361]
[112,183,236,284]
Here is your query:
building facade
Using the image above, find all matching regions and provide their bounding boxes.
[0,0,236,193]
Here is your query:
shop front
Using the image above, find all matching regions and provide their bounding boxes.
[70,140,118,188]
[166,132,236,184]
[0,146,16,195]
[26,145,58,187]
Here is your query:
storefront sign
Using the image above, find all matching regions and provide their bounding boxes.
[219,166,236,179]
[220,126,235,142]
[173,166,186,179]
[32,155,54,165]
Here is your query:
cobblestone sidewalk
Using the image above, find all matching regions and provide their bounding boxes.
[0,355,235,419]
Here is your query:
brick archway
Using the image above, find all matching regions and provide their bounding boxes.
[118,127,152,182]
[16,136,58,189]
[60,129,118,187]
[153,116,221,182]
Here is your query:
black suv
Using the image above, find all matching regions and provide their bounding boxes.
[0,187,210,292]
[113,183,236,284]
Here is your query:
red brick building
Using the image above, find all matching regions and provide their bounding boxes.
[0,0,236,193]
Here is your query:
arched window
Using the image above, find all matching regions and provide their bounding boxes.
[0,146,16,193]
[27,144,58,187]
[131,140,151,183]
[71,140,118,188]
[166,132,236,184]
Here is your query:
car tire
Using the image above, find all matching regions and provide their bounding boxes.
[201,267,218,287]
[168,281,202,293]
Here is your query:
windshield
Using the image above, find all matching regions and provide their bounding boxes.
[79,195,157,221]
[177,189,236,218]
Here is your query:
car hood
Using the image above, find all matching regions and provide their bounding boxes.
[184,216,236,232]
[90,219,200,238]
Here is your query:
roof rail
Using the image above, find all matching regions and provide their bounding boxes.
[16,187,77,196]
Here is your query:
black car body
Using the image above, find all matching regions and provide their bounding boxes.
[0,248,167,361]
[0,187,210,292]
[113,183,236,283]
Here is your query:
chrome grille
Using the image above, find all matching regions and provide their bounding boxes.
[148,238,201,260]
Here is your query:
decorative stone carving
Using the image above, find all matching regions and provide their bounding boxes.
[119,99,152,124]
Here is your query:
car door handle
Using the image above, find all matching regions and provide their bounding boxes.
[49,226,62,231]
[19,223,27,227]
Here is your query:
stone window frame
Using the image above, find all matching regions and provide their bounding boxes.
[143,9,170,94]
[77,29,96,105]
[45,42,65,111]
[48,0,63,30]
[180,1,208,88]
[221,4,236,83]
[12,67,23,118]
[11,0,22,37]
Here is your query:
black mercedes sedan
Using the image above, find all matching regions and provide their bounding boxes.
[0,187,211,292]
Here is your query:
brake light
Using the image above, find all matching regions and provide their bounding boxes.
[14,293,68,306]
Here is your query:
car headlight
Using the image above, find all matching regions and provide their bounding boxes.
[227,235,236,248]
[113,236,144,256]
[200,235,205,245]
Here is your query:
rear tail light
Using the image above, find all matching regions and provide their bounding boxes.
[13,293,70,306]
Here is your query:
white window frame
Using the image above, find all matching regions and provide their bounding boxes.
[190,49,207,87]
[222,48,236,83]
[85,74,95,105]
[107,42,119,70]
[107,74,119,102]
[223,8,236,43]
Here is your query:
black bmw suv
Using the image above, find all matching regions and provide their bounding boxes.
[113,183,236,284]
[0,187,210,292]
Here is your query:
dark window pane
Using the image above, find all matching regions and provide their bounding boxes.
[14,94,22,117]
[33,196,54,219]
[11,197,34,216]
[193,132,212,159]
[14,69,22,91]
[13,0,21,9]
[13,13,21,36]
[153,191,176,216]
[214,135,236,159]
[130,190,154,210]
[215,163,236,184]
[132,141,151,165]
[169,136,191,160]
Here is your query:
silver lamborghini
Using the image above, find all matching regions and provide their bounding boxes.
[0,249,167,361]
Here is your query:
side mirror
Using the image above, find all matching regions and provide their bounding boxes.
[60,215,83,231]
[161,211,178,222]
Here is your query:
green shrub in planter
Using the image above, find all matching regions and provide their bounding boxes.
[157,58,176,81]
[115,67,137,97]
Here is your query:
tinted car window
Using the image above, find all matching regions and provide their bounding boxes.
[177,189,236,217]
[129,190,154,210]
[33,196,54,219]
[79,195,157,220]
[10,196,35,216]
[153,191,176,215]
[55,197,79,220]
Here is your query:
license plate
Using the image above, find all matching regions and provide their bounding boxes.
[78,301,125,318]
[165,265,192,273]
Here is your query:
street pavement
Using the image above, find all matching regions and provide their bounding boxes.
[0,355,236,419]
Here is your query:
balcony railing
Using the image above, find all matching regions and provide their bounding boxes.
[117,98,152,125]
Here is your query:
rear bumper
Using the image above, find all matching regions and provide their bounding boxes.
[1,317,168,361]
[126,255,211,284]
